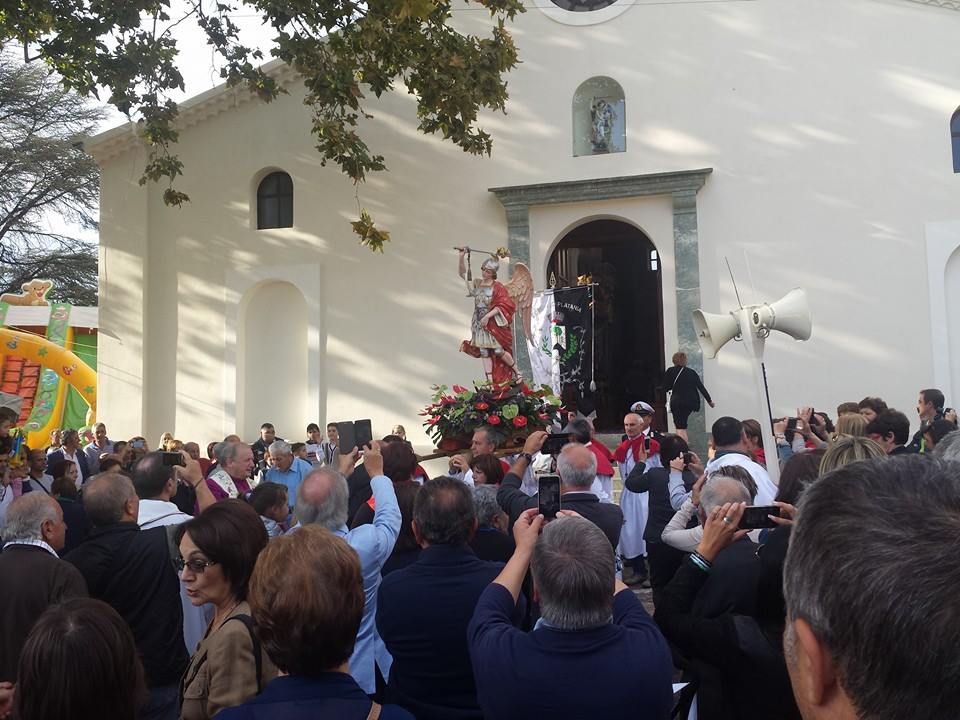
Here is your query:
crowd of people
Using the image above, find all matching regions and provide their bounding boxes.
[1,386,959,720]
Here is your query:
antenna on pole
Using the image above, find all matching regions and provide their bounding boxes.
[724,257,743,310]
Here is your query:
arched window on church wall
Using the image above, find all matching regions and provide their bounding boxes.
[572,77,625,157]
[257,171,294,229]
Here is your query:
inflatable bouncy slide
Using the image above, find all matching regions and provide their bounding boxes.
[0,280,97,449]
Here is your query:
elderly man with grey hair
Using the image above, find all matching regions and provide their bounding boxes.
[294,441,400,697]
[0,493,87,682]
[677,472,759,619]
[784,454,960,720]
[469,485,514,563]
[264,439,312,510]
[468,510,673,719]
[64,472,188,720]
[497,431,624,548]
[205,439,255,500]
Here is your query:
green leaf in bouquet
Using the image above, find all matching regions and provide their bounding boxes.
[501,404,519,420]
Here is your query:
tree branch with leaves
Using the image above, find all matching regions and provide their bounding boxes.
[1,0,525,252]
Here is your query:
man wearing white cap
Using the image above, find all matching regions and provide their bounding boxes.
[613,401,660,586]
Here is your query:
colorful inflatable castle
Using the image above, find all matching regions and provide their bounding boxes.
[0,280,97,449]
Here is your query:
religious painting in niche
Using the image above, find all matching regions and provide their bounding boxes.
[550,0,618,10]
[573,77,626,157]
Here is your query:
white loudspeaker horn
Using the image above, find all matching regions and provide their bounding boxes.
[750,288,812,341]
[692,309,740,359]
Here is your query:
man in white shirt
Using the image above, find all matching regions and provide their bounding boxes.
[304,423,324,466]
[703,416,777,505]
[134,450,216,652]
[45,429,89,487]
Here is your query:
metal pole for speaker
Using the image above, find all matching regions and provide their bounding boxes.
[736,308,781,485]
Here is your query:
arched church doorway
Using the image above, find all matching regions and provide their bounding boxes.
[547,219,665,432]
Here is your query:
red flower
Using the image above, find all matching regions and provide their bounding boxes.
[453,384,468,394]
[487,415,502,426]
[475,402,490,411]
[512,416,528,428]
[441,396,456,406]
[539,413,550,421]
[521,384,535,396]
[427,416,440,426]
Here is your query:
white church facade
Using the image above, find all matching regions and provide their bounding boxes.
[87,0,960,451]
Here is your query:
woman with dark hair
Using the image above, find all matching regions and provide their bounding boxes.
[623,434,701,596]
[774,449,825,507]
[177,499,277,719]
[15,597,144,720]
[741,419,766,465]
[469,453,505,486]
[664,352,714,442]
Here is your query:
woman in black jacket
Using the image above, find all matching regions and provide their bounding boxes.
[623,434,700,600]
[664,352,714,441]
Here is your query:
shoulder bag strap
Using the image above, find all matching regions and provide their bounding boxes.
[226,614,263,693]
[367,702,382,720]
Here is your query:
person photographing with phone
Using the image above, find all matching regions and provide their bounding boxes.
[495,431,624,550]
[467,508,674,720]
[654,501,801,720]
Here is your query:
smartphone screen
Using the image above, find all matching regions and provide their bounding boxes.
[542,433,571,456]
[354,419,373,449]
[739,505,780,530]
[336,421,357,453]
[160,451,185,467]
[538,475,561,519]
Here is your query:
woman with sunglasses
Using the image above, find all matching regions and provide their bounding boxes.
[176,500,277,719]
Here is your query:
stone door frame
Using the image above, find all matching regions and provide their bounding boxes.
[489,167,712,450]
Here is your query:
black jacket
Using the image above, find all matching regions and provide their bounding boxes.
[664,364,712,411]
[624,465,697,543]
[0,545,88,682]
[376,544,519,720]
[655,557,800,720]
[692,537,760,619]
[497,472,624,549]
[65,522,188,686]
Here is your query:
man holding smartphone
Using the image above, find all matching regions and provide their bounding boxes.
[496,432,624,550]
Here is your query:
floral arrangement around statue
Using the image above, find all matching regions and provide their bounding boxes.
[422,380,562,451]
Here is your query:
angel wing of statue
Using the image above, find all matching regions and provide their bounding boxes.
[505,263,534,343]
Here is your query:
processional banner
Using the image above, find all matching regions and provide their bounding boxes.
[526,286,593,400]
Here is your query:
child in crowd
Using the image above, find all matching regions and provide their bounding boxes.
[248,482,289,538]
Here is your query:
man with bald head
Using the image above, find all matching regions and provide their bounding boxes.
[497,432,624,549]
[0,493,87,682]
[294,442,401,697]
[65,472,188,720]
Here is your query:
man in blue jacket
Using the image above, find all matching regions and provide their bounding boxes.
[468,510,674,720]
[377,477,523,720]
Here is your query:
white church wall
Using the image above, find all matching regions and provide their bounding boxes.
[92,0,960,446]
